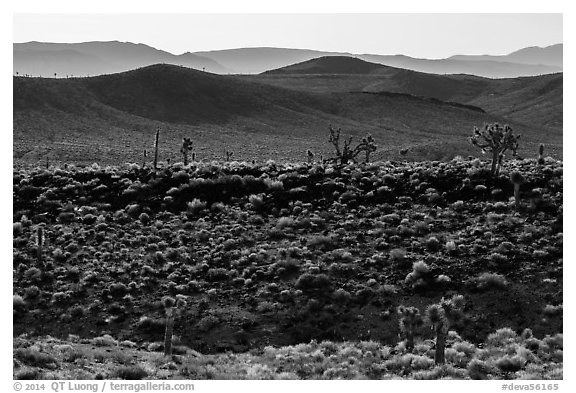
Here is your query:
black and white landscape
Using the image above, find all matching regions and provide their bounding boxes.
[13,13,563,381]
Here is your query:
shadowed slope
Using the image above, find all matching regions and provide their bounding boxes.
[13,64,561,165]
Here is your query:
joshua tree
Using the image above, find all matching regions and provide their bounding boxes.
[510,171,525,210]
[362,134,377,162]
[162,295,187,357]
[538,144,545,165]
[153,128,160,170]
[398,305,423,352]
[469,123,520,176]
[180,137,193,166]
[425,295,465,365]
[328,126,377,165]
[142,149,147,168]
[307,149,315,164]
[225,150,234,162]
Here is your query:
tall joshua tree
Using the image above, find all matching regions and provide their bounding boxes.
[398,305,423,352]
[163,295,187,357]
[153,128,160,170]
[469,123,520,176]
[328,126,377,165]
[180,137,193,166]
[425,295,465,365]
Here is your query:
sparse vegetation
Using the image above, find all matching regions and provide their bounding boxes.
[12,157,562,380]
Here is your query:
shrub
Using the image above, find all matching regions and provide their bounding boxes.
[467,358,493,379]
[543,304,563,317]
[109,283,128,298]
[248,194,265,210]
[295,273,332,293]
[13,222,23,236]
[307,235,337,250]
[404,261,435,290]
[495,355,526,372]
[14,368,43,380]
[476,272,508,291]
[276,217,295,230]
[187,199,207,216]
[486,327,518,347]
[389,248,407,263]
[139,213,151,225]
[92,335,118,347]
[14,348,56,367]
[23,267,42,282]
[197,315,220,332]
[426,236,440,251]
[114,365,148,380]
[332,288,352,304]
[24,286,40,299]
[13,295,26,311]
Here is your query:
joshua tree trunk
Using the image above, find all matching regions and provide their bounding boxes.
[406,331,414,352]
[153,129,160,170]
[491,151,499,175]
[514,183,521,210]
[164,308,174,356]
[434,331,446,365]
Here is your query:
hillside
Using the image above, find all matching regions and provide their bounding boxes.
[262,55,394,75]
[14,63,561,166]
[246,57,563,130]
[12,159,563,379]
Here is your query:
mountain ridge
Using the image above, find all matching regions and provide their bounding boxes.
[14,41,562,78]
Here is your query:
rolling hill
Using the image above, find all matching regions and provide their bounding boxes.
[13,64,561,166]
[248,56,563,130]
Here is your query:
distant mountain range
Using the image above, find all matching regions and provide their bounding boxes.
[14,41,562,79]
[13,41,232,77]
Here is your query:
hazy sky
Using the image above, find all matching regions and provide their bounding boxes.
[13,13,562,58]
